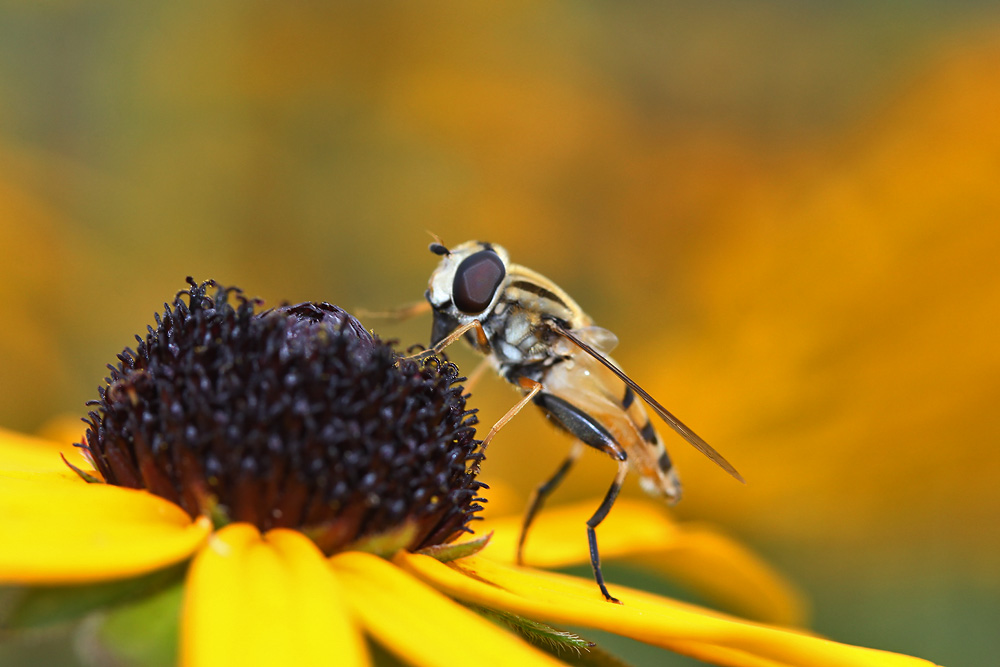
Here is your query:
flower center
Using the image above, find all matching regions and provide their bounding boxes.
[79,279,485,555]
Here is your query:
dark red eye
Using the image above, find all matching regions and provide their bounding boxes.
[452,250,506,314]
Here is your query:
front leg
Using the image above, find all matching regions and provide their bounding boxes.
[355,300,431,322]
[407,319,491,359]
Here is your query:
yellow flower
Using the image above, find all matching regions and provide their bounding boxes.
[0,280,942,666]
[0,429,945,667]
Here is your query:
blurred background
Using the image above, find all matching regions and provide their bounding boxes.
[1,2,998,665]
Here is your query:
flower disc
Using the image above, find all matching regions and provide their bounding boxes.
[81,279,485,554]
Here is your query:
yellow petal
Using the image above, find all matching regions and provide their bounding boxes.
[181,524,367,667]
[0,426,95,482]
[485,498,807,626]
[0,476,210,584]
[397,553,941,667]
[331,550,566,667]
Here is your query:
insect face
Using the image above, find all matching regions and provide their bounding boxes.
[427,241,511,350]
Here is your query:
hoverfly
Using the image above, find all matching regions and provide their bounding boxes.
[394,239,744,603]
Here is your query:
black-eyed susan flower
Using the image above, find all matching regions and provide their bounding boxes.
[0,280,942,667]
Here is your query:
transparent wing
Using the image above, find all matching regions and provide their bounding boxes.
[547,320,745,484]
[574,326,619,353]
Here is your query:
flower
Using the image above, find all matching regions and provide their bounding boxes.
[0,280,942,667]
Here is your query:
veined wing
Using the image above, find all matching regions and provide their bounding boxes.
[547,319,745,484]
[574,326,619,353]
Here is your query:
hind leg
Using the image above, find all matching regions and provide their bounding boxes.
[586,461,629,604]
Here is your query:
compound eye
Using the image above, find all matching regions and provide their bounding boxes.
[452,250,506,314]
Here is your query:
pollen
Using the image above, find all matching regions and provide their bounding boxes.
[79,278,485,555]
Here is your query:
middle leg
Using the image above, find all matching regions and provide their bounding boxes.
[517,440,584,565]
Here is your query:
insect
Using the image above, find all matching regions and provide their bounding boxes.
[404,239,744,603]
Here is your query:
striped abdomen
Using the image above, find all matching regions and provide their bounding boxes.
[531,345,683,504]
[621,384,682,503]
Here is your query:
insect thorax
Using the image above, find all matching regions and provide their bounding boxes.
[485,291,578,383]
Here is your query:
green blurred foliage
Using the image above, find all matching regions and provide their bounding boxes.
[1,2,999,666]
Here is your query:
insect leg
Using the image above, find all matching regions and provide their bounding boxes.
[517,440,584,565]
[407,319,490,359]
[532,393,627,461]
[587,461,629,604]
[355,300,432,322]
[479,379,542,453]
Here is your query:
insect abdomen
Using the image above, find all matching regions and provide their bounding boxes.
[622,385,683,503]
